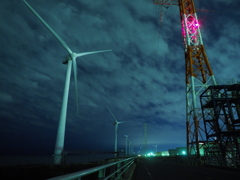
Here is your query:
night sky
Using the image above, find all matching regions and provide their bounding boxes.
[0,0,239,156]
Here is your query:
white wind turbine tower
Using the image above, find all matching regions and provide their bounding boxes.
[153,144,158,153]
[124,130,132,157]
[107,106,124,158]
[124,135,129,157]
[23,0,112,165]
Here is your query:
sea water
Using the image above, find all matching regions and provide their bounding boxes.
[0,154,114,166]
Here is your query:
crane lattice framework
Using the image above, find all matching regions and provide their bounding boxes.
[153,0,217,158]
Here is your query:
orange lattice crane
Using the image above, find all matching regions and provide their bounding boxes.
[153,0,217,157]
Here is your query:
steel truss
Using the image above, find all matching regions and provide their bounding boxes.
[153,0,217,158]
[200,84,240,167]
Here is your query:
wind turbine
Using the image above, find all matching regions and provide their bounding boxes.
[23,0,112,165]
[153,144,158,153]
[128,141,132,156]
[124,135,129,157]
[107,106,124,158]
[123,130,133,157]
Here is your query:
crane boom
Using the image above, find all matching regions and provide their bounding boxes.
[153,0,217,157]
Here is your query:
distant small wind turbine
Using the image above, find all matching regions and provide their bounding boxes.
[153,144,158,153]
[128,141,132,156]
[124,135,129,157]
[107,106,124,158]
[23,0,112,165]
[124,130,132,157]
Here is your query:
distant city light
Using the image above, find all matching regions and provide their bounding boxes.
[146,152,155,157]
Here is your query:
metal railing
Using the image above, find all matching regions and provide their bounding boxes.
[47,157,135,180]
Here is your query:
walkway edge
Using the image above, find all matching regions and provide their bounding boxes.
[122,163,136,180]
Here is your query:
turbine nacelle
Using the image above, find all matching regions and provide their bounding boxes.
[113,121,124,125]
[63,53,77,64]
[62,55,72,64]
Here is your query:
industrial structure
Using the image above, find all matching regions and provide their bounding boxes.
[152,0,239,167]
[153,0,217,158]
[200,84,240,167]
[144,123,148,155]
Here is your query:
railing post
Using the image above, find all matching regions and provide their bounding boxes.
[98,168,106,179]
[116,161,122,180]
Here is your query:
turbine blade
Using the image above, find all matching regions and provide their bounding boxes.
[107,106,118,123]
[23,0,72,54]
[72,58,79,113]
[76,49,112,57]
[118,121,125,124]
